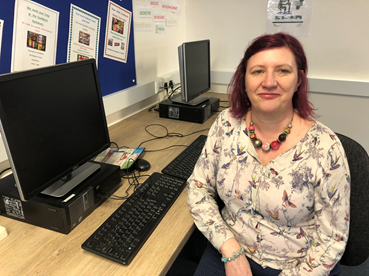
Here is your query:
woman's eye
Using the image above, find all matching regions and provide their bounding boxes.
[252,70,263,75]
[278,69,290,74]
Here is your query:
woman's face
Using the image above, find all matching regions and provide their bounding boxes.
[245,47,301,116]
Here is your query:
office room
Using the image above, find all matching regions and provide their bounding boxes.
[0,0,368,275]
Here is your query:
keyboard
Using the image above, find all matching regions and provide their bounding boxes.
[82,135,207,265]
[82,172,186,265]
[161,134,207,180]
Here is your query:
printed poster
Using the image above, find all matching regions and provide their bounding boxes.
[0,20,3,60]
[267,0,313,37]
[104,1,132,63]
[11,0,59,72]
[67,5,101,64]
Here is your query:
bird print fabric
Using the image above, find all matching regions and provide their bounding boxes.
[187,109,350,276]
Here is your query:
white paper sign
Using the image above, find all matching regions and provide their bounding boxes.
[267,0,313,37]
[134,21,153,32]
[133,0,148,6]
[11,0,59,72]
[138,8,153,18]
[156,24,166,34]
[150,1,160,7]
[153,13,165,22]
[162,2,180,13]
[166,17,178,27]
[67,5,101,63]
[0,20,4,60]
[104,1,132,63]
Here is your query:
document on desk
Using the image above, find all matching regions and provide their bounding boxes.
[94,147,144,169]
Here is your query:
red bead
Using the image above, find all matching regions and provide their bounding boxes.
[271,141,280,150]
[249,125,255,131]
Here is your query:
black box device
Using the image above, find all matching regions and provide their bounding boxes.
[159,97,220,124]
[0,162,121,234]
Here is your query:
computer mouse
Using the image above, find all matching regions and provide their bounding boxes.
[135,159,151,171]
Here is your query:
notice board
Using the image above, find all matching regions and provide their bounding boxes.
[0,0,136,97]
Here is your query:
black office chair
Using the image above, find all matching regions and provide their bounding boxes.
[336,133,369,266]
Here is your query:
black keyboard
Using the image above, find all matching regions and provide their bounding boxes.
[82,173,186,265]
[161,134,207,180]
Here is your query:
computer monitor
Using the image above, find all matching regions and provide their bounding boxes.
[171,39,211,106]
[0,59,110,201]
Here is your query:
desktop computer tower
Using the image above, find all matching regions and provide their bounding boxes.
[159,97,220,124]
[0,162,121,234]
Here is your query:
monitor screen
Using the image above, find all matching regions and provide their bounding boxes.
[0,59,110,201]
[173,39,211,106]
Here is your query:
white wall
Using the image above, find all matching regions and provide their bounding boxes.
[185,0,369,82]
[184,0,369,153]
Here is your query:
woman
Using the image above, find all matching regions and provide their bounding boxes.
[187,33,350,276]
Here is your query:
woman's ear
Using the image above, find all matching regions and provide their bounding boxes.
[296,70,304,91]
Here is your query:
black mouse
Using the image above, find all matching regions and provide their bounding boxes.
[135,159,150,171]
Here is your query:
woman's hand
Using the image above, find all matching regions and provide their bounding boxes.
[220,238,253,276]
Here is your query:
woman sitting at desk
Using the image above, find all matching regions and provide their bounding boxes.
[187,33,350,276]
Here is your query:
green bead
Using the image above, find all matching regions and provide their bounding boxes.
[253,139,262,148]
[221,257,227,262]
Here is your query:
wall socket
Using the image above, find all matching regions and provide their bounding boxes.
[155,78,165,94]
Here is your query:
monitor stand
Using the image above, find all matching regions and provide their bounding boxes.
[171,94,209,106]
[41,161,100,198]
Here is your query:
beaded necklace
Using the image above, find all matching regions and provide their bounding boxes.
[249,114,293,152]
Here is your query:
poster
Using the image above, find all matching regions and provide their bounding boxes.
[267,0,313,37]
[11,0,59,72]
[0,20,3,60]
[67,5,101,63]
[104,1,132,63]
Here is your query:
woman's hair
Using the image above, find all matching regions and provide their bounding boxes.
[228,32,316,119]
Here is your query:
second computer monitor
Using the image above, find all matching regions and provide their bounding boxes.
[172,39,211,106]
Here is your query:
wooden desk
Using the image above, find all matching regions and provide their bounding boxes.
[0,92,227,276]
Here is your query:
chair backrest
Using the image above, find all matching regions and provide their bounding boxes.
[336,133,369,266]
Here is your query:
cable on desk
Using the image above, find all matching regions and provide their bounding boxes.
[136,124,209,149]
[98,158,151,201]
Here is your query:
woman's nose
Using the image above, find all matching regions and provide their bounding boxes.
[262,72,277,88]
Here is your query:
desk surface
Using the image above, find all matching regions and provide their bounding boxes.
[0,92,228,276]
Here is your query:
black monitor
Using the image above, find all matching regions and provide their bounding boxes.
[171,39,211,106]
[0,59,110,201]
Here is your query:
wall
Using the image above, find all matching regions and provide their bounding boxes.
[184,0,369,153]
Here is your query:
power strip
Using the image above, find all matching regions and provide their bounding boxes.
[0,226,8,242]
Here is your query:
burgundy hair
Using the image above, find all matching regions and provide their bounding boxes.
[228,32,316,119]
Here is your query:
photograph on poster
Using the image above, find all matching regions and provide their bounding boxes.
[27,31,46,51]
[77,54,89,60]
[112,17,124,34]
[78,31,90,46]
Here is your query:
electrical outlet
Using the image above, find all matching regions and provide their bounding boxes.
[155,78,165,94]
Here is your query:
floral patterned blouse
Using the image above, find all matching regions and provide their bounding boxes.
[187,109,350,276]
